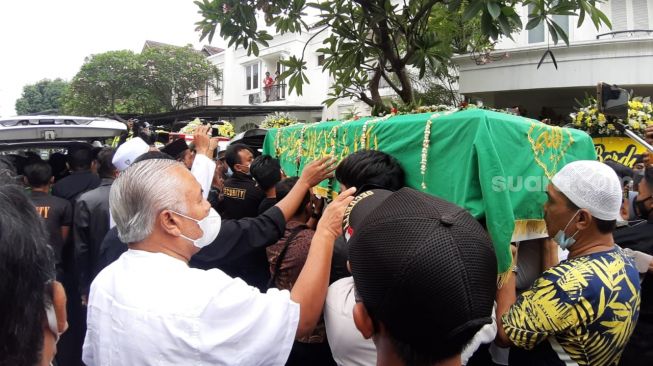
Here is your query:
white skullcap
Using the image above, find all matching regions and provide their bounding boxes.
[551,160,623,221]
[112,137,149,172]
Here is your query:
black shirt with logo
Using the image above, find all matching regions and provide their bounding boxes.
[219,172,265,220]
[29,191,73,270]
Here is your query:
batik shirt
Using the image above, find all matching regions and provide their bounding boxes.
[503,248,641,366]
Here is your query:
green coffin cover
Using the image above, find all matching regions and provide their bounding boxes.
[262,108,598,276]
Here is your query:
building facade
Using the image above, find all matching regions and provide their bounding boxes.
[204,21,377,132]
[453,0,653,121]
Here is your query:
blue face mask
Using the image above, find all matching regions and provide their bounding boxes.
[553,210,581,250]
[226,167,233,177]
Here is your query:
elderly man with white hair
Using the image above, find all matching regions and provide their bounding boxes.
[82,157,355,365]
[495,160,641,366]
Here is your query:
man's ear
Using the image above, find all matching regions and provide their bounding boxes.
[159,210,182,237]
[346,260,352,274]
[576,209,592,231]
[51,281,68,334]
[353,302,375,340]
[23,176,29,186]
[49,176,55,185]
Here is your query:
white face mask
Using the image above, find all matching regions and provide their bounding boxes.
[171,208,221,248]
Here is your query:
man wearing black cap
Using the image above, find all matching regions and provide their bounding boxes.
[346,188,498,366]
[161,138,194,169]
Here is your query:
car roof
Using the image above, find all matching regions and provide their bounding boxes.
[0,115,126,147]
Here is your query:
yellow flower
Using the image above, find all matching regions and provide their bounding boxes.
[631,121,641,130]
[607,124,616,130]
[598,114,606,123]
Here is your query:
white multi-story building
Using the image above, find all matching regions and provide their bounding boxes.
[453,0,653,121]
[203,21,377,132]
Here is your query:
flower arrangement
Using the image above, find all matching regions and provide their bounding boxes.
[412,104,458,114]
[215,121,235,138]
[569,97,653,137]
[179,118,235,138]
[179,118,203,134]
[260,112,299,129]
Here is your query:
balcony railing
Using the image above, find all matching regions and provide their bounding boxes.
[596,29,653,40]
[263,84,286,102]
[187,96,209,107]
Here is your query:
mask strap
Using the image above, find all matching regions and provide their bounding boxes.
[562,210,583,242]
[562,210,581,232]
[169,210,199,224]
[45,303,60,343]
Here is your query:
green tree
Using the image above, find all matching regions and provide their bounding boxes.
[15,79,69,114]
[141,45,222,110]
[195,0,611,113]
[62,50,149,116]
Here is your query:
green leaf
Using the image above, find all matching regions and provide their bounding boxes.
[551,20,569,45]
[487,2,501,20]
[596,9,612,29]
[250,42,259,57]
[463,1,485,21]
[547,21,558,44]
[526,16,543,30]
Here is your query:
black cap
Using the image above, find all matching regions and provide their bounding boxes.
[161,138,189,159]
[347,187,497,357]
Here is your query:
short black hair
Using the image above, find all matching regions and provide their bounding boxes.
[67,148,94,171]
[133,151,175,164]
[96,148,116,179]
[225,144,252,171]
[276,177,310,216]
[250,155,282,191]
[565,196,616,234]
[0,184,56,366]
[48,153,68,178]
[336,150,405,191]
[24,161,53,187]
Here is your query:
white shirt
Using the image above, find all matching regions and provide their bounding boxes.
[324,277,377,366]
[83,249,299,365]
[191,154,216,199]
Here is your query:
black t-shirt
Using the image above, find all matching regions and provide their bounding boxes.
[219,172,265,219]
[614,221,653,315]
[612,221,653,365]
[29,191,73,268]
[257,197,277,215]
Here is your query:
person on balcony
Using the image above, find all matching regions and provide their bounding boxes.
[264,71,274,102]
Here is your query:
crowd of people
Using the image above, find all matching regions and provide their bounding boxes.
[1,123,653,366]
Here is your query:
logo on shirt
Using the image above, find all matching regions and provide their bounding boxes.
[224,187,246,200]
[35,206,51,219]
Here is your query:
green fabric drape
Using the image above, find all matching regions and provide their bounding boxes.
[262,109,597,275]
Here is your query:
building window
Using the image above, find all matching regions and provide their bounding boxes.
[245,63,259,91]
[317,54,325,66]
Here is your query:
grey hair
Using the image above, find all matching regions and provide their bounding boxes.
[110,159,187,244]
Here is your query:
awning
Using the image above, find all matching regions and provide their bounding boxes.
[138,105,323,126]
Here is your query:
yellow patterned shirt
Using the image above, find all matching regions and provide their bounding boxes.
[503,248,641,366]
